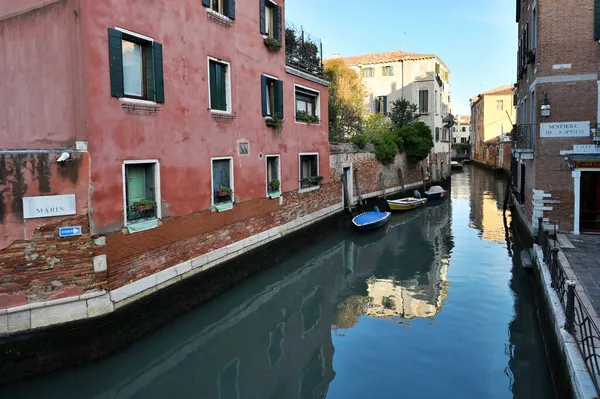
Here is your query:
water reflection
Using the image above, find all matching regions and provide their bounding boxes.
[0,167,556,399]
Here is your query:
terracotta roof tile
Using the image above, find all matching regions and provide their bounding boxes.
[480,85,514,96]
[335,51,439,66]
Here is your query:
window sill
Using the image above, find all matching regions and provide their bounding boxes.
[120,97,157,106]
[294,120,321,126]
[207,9,234,27]
[214,202,233,212]
[268,191,281,199]
[126,218,159,234]
[298,186,320,194]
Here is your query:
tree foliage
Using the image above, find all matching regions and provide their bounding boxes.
[374,131,399,165]
[363,112,392,142]
[396,122,434,164]
[324,59,366,142]
[389,98,420,129]
[443,113,456,129]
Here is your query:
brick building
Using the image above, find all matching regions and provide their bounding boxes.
[512,0,600,235]
[0,0,336,331]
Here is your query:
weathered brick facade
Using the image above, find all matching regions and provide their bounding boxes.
[514,0,600,233]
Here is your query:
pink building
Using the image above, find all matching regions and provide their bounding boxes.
[0,0,337,333]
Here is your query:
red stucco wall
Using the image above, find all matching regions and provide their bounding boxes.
[80,0,330,234]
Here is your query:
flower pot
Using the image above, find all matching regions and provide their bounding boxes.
[136,205,153,212]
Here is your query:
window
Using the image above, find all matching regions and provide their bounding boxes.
[530,90,536,125]
[382,66,393,76]
[375,96,387,115]
[208,58,231,112]
[204,0,235,19]
[419,90,429,113]
[435,91,438,114]
[435,63,440,74]
[262,75,283,117]
[532,6,537,51]
[295,85,320,123]
[266,155,281,196]
[496,100,504,111]
[123,161,161,231]
[108,28,165,103]
[462,127,466,132]
[362,68,374,78]
[461,137,467,144]
[211,157,234,209]
[435,127,440,142]
[299,153,320,191]
[261,0,281,40]
[238,142,249,155]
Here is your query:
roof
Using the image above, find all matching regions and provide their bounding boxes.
[471,85,514,106]
[334,51,448,70]
[456,115,471,123]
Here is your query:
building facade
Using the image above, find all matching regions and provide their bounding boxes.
[0,0,336,331]
[338,52,452,181]
[470,85,516,164]
[452,115,471,158]
[512,0,600,234]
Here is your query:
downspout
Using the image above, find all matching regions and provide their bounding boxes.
[401,60,404,99]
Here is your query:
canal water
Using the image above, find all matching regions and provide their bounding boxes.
[1,167,558,399]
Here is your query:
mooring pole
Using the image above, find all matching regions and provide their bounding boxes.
[565,280,577,334]
[379,172,386,199]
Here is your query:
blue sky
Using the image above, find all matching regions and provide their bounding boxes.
[286,0,517,115]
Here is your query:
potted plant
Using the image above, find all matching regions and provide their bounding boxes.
[310,175,324,185]
[525,49,536,65]
[266,113,284,135]
[268,179,280,193]
[132,199,156,212]
[264,37,282,52]
[217,185,233,199]
[296,111,320,124]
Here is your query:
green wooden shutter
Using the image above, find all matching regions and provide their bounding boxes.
[209,61,218,109]
[202,0,210,7]
[153,42,165,103]
[261,75,268,116]
[375,99,380,114]
[145,43,155,101]
[108,28,124,98]
[276,80,284,117]
[595,0,600,40]
[126,166,146,206]
[274,6,282,41]
[260,0,267,35]
[227,0,236,19]
[424,90,428,113]
[383,96,387,116]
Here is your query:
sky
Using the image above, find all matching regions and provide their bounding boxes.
[286,0,517,116]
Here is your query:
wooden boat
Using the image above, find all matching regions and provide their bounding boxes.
[352,207,391,231]
[424,185,447,200]
[451,161,463,169]
[387,197,427,211]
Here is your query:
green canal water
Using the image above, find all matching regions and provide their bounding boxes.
[1,167,558,398]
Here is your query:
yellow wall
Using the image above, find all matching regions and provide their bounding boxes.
[482,93,515,142]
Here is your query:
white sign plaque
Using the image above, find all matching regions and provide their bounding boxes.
[23,194,76,219]
[573,144,600,154]
[540,121,590,138]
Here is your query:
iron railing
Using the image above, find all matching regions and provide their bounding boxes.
[126,204,157,222]
[300,177,321,189]
[538,219,600,393]
[512,124,535,151]
[285,23,324,78]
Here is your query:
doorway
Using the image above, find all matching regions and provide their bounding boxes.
[580,171,600,232]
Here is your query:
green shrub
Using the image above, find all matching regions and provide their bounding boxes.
[396,122,433,164]
[374,132,398,165]
[350,134,368,149]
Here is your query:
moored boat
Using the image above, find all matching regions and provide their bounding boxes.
[387,197,427,211]
[424,185,447,200]
[451,161,463,170]
[352,207,391,231]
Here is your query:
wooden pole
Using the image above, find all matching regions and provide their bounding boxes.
[379,172,386,199]
[343,175,353,213]
[354,168,363,207]
[398,168,405,191]
[421,167,426,192]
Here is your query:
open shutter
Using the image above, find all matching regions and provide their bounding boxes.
[228,0,236,19]
[383,96,387,116]
[595,0,600,40]
[209,62,217,109]
[145,43,155,102]
[108,28,124,98]
[276,80,284,117]
[202,0,210,7]
[261,75,268,116]
[153,42,165,103]
[375,99,380,114]
[260,0,267,35]
[274,6,282,41]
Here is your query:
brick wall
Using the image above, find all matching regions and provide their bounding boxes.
[106,182,341,290]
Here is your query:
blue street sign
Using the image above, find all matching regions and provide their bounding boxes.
[59,226,82,237]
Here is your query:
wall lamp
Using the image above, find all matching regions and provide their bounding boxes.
[540,92,551,117]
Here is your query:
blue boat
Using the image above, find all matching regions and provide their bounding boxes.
[424,185,447,200]
[352,206,392,231]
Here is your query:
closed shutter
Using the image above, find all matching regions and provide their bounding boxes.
[276,80,284,117]
[261,75,268,116]
[153,42,165,103]
[274,6,282,41]
[227,0,236,19]
[375,99,380,114]
[382,96,387,116]
[260,0,267,35]
[210,62,227,110]
[595,0,600,40]
[108,28,124,98]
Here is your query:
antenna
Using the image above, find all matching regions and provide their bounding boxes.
[404,32,407,50]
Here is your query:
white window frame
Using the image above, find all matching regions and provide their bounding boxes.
[115,27,157,105]
[122,159,162,228]
[211,156,235,207]
[294,84,321,124]
[262,73,279,117]
[298,152,320,193]
[207,56,232,114]
[265,154,281,196]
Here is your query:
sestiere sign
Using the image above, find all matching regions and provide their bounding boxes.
[540,121,590,138]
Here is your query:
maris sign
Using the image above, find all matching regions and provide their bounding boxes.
[540,121,590,138]
[22,194,76,219]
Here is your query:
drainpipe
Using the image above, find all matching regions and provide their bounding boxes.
[401,60,404,99]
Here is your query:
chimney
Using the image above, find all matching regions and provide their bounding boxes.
[332,53,341,59]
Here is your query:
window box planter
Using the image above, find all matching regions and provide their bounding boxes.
[265,114,284,135]
[264,37,282,52]
[268,191,281,199]
[295,111,320,124]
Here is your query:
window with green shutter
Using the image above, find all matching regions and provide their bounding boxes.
[382,66,393,76]
[261,75,283,117]
[419,90,429,113]
[209,59,229,111]
[108,28,165,103]
[204,0,236,19]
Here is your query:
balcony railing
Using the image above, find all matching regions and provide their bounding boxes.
[512,124,535,152]
[127,204,157,223]
[285,23,324,78]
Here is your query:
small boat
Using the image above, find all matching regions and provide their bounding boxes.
[352,206,391,231]
[451,161,463,169]
[424,185,447,200]
[387,191,428,211]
